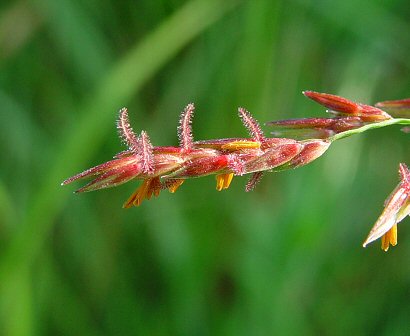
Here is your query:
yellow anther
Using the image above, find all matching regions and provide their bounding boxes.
[223,173,233,189]
[381,224,398,251]
[123,188,139,208]
[154,187,161,197]
[221,141,260,151]
[122,178,161,208]
[215,173,234,191]
[390,224,398,246]
[123,183,146,208]
[216,175,224,191]
[168,179,185,193]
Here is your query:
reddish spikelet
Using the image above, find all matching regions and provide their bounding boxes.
[61,156,138,186]
[244,143,302,173]
[303,91,391,121]
[139,130,154,174]
[266,117,362,130]
[75,166,141,193]
[117,108,140,152]
[376,98,410,109]
[303,91,358,114]
[286,140,330,169]
[171,155,230,178]
[238,107,265,142]
[376,98,410,118]
[357,104,392,121]
[267,117,337,129]
[245,172,264,192]
[178,103,195,151]
[266,117,363,139]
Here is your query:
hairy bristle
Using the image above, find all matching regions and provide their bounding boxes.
[117,108,140,152]
[178,103,195,150]
[245,171,264,192]
[238,107,264,142]
[139,131,154,174]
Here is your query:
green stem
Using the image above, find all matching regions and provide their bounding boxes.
[330,118,410,142]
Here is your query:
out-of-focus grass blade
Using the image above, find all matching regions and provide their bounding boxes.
[298,0,410,67]
[42,254,101,336]
[31,0,112,85]
[0,180,15,239]
[0,1,43,61]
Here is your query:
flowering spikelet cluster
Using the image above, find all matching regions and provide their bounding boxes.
[62,91,410,251]
[63,94,334,206]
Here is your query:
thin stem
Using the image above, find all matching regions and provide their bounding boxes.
[330,118,410,142]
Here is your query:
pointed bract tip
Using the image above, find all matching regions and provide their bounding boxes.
[61,177,74,186]
[362,230,382,248]
[362,237,372,248]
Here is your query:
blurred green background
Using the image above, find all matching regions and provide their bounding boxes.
[1,0,409,335]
